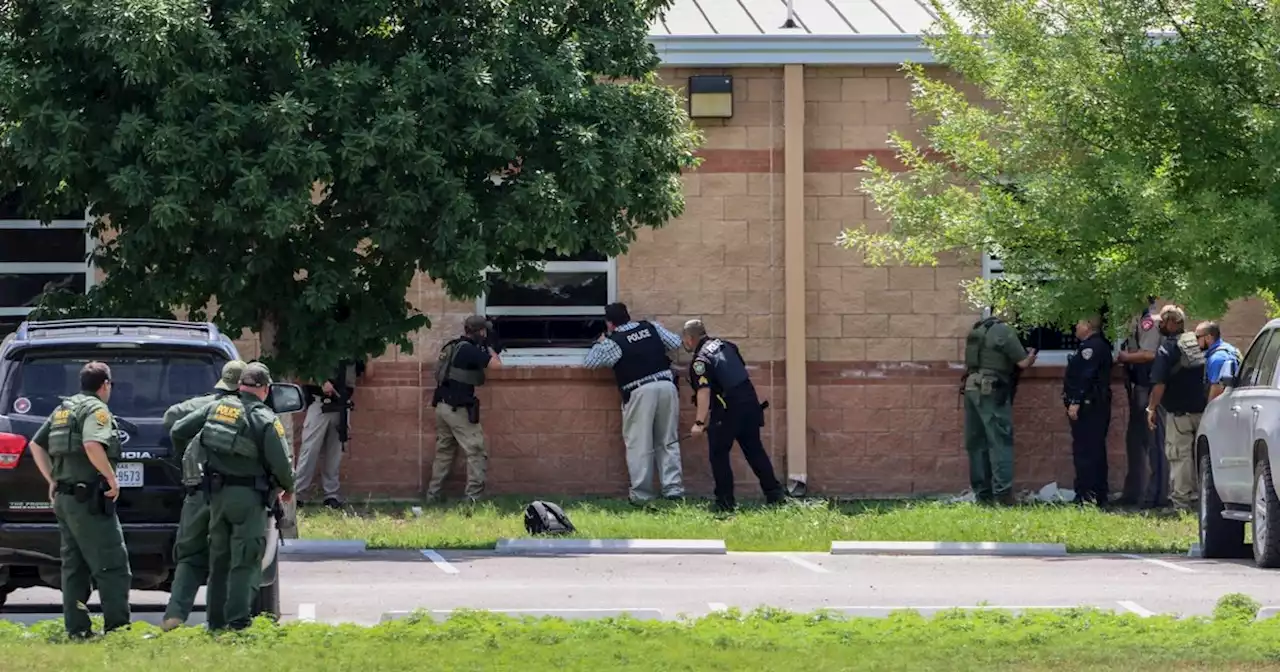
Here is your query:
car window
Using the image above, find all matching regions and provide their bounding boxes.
[8,351,225,419]
[1239,329,1277,388]
[1253,331,1280,389]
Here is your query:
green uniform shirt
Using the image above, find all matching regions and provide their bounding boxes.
[968,320,1029,384]
[170,391,296,492]
[163,390,231,462]
[32,393,117,483]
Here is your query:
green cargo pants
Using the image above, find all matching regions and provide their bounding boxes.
[207,485,268,630]
[164,491,216,625]
[54,493,131,636]
[962,384,1015,500]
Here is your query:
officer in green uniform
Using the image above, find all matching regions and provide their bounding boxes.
[962,316,1038,504]
[25,361,131,638]
[170,362,295,630]
[159,359,247,631]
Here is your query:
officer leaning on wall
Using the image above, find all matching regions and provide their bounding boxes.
[961,313,1038,506]
[426,315,503,504]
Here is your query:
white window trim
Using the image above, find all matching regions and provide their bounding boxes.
[980,253,1078,367]
[475,257,618,366]
[0,210,96,322]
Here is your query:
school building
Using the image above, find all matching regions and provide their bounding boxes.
[1,0,1267,499]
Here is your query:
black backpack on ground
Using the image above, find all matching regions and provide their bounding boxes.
[524,500,575,535]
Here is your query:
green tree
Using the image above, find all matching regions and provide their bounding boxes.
[0,0,699,380]
[840,0,1280,332]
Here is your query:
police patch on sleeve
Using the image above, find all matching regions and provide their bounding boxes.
[1081,348,1093,360]
[273,419,286,439]
[93,409,109,425]
[692,360,706,376]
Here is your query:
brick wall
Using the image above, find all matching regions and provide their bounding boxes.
[219,64,1274,501]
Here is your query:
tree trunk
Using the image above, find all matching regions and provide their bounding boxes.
[259,313,300,540]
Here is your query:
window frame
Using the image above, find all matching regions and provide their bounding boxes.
[474,256,619,366]
[1237,328,1278,389]
[0,211,95,323]
[980,252,1117,367]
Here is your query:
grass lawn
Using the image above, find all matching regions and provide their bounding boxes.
[3,600,1279,671]
[297,497,1198,553]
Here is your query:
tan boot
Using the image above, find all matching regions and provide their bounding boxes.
[160,617,182,632]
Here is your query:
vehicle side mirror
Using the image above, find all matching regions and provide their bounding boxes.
[267,383,306,414]
[1220,374,1236,389]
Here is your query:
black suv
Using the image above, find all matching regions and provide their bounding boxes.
[0,318,304,617]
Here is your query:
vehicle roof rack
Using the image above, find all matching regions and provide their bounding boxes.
[17,318,222,342]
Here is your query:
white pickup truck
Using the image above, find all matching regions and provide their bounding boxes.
[1197,318,1280,567]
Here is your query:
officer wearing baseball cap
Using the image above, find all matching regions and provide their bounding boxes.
[426,315,503,503]
[169,361,296,630]
[160,359,247,631]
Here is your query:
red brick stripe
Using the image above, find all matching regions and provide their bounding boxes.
[691,149,906,173]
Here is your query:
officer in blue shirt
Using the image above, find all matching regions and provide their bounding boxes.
[1062,315,1114,507]
[1197,321,1241,401]
[682,319,784,513]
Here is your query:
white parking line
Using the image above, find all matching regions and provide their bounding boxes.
[298,603,316,622]
[780,553,831,574]
[708,602,728,612]
[1121,554,1198,573]
[1117,601,1154,617]
[421,549,460,574]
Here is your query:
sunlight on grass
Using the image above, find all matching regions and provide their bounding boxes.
[296,497,1198,553]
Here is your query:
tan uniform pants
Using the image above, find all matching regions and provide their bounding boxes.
[297,401,344,499]
[427,404,487,499]
[1164,410,1201,510]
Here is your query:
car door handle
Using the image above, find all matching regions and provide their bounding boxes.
[1232,405,1242,413]
[1254,405,1264,412]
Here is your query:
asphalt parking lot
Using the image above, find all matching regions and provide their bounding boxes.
[4,550,1280,626]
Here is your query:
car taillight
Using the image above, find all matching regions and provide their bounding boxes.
[0,432,26,469]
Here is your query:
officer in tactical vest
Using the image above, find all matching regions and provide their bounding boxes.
[298,357,365,510]
[962,315,1038,505]
[1146,305,1208,511]
[682,319,784,513]
[1062,316,1113,507]
[26,361,131,638]
[169,362,296,630]
[159,359,246,631]
[582,302,684,505]
[426,315,503,503]
[1116,298,1167,508]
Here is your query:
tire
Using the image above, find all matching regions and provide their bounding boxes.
[252,558,281,620]
[0,587,8,612]
[1253,459,1280,568]
[1200,453,1249,558]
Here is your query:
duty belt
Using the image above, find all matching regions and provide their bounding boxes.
[622,373,673,392]
[53,481,84,495]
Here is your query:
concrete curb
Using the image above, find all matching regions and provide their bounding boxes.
[830,541,1068,557]
[381,608,665,622]
[1256,607,1280,621]
[280,539,368,556]
[494,538,726,555]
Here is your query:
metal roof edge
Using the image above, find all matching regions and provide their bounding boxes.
[649,34,934,67]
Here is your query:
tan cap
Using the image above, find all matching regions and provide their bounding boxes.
[215,360,247,391]
[239,362,273,388]
[464,315,491,334]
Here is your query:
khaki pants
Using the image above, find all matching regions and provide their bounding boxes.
[427,404,487,499]
[621,381,683,502]
[1164,410,1201,510]
[297,402,344,499]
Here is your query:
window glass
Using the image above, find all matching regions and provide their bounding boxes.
[10,352,224,418]
[0,227,86,263]
[0,273,87,308]
[1248,330,1280,388]
[1236,330,1274,387]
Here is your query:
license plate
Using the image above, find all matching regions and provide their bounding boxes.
[115,462,144,488]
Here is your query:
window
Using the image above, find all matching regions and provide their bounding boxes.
[0,190,93,337]
[475,249,618,365]
[981,253,1096,366]
[1238,329,1278,388]
[8,351,224,418]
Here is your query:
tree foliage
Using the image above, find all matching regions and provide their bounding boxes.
[840,0,1280,334]
[0,0,699,380]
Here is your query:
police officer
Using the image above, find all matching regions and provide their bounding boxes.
[962,314,1038,505]
[426,315,502,503]
[1063,316,1113,506]
[170,362,296,631]
[159,359,246,632]
[26,361,131,638]
[582,302,684,505]
[1146,305,1208,512]
[1116,298,1167,508]
[297,358,364,509]
[682,319,784,512]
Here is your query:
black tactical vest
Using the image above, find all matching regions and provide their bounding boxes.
[607,321,672,390]
[695,337,750,395]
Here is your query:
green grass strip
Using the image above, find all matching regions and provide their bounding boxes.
[297,497,1197,553]
[3,599,1279,672]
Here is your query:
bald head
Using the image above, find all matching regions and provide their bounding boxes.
[682,319,707,352]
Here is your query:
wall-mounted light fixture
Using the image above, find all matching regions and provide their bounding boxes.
[687,75,733,119]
